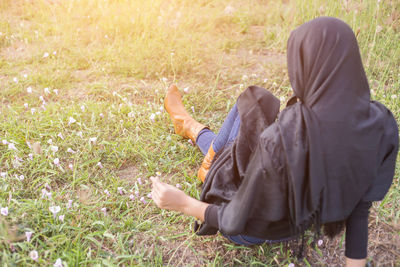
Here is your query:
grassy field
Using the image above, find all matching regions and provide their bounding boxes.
[0,0,399,266]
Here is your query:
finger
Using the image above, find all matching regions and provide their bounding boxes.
[153,178,170,195]
[151,180,162,195]
[153,193,165,209]
[151,189,161,206]
[150,176,161,188]
[150,177,159,190]
[152,186,164,204]
[151,187,159,199]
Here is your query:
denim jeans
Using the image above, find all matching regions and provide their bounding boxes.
[196,104,240,155]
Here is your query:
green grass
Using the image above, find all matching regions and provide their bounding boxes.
[0,0,399,266]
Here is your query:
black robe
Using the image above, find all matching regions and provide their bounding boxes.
[195,17,398,239]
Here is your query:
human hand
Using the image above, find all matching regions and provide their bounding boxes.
[150,176,189,213]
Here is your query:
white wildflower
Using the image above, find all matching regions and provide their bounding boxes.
[68,117,76,125]
[117,187,124,195]
[67,200,73,209]
[54,258,64,267]
[50,145,58,153]
[49,206,61,218]
[1,207,9,216]
[25,231,33,242]
[8,143,17,151]
[101,207,107,216]
[224,5,235,15]
[41,189,52,199]
[29,250,39,261]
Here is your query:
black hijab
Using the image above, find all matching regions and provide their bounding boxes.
[282,17,398,228]
[196,17,398,238]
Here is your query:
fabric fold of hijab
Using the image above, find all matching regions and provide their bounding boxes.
[278,103,325,233]
[195,17,398,238]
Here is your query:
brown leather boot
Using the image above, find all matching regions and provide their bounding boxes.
[164,84,207,142]
[197,143,215,182]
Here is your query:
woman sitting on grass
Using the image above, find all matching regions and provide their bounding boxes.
[150,17,398,267]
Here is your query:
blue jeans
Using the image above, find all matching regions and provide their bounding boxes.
[196,104,240,155]
[195,104,267,246]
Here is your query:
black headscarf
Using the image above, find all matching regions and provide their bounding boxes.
[283,17,398,227]
[196,17,398,238]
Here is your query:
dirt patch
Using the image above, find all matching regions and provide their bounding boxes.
[76,185,97,205]
[117,165,141,181]
[248,25,266,40]
[304,211,400,266]
[71,69,93,82]
[65,85,89,100]
[0,75,8,83]
[367,215,400,266]
[236,47,285,65]
[0,40,35,61]
[220,48,286,82]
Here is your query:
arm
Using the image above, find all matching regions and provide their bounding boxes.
[150,176,209,221]
[344,201,372,267]
[345,257,366,267]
